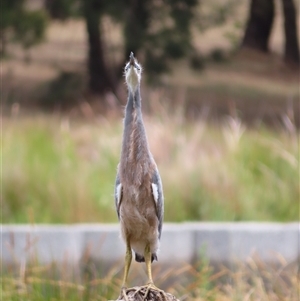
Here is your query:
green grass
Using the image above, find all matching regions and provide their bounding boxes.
[2,115,120,223]
[1,257,298,301]
[2,112,298,223]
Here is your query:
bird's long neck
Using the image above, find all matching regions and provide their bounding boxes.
[126,87,141,112]
[121,87,152,174]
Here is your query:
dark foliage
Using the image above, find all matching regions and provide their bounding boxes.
[1,0,47,55]
[45,0,80,19]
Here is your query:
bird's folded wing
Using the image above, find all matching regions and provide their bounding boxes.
[151,169,164,239]
[115,172,123,220]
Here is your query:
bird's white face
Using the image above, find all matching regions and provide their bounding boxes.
[124,55,142,93]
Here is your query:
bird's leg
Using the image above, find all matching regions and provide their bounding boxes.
[122,238,132,288]
[144,244,154,285]
[120,237,132,300]
[134,244,167,301]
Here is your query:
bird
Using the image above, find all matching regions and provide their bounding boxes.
[114,52,164,296]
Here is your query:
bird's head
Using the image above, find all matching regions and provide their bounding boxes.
[124,52,142,93]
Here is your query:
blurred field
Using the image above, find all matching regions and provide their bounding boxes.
[2,108,298,223]
[1,256,298,300]
[1,1,299,224]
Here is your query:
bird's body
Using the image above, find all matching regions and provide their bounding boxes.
[115,52,164,290]
[118,177,159,261]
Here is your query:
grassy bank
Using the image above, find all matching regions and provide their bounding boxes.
[2,112,298,223]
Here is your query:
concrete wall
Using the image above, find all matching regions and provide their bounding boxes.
[1,223,299,269]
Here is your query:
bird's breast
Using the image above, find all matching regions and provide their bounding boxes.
[119,189,159,243]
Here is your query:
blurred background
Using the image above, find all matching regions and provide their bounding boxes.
[1,1,299,300]
[2,0,299,224]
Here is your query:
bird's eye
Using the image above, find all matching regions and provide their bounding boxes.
[125,64,130,72]
[135,63,141,71]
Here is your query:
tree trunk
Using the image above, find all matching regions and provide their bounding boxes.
[282,0,300,66]
[242,0,275,52]
[83,0,115,94]
[124,0,149,58]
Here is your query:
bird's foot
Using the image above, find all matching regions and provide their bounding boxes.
[133,283,168,301]
[119,286,130,301]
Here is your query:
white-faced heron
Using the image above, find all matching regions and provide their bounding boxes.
[115,52,164,295]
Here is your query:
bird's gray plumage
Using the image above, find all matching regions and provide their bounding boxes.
[115,52,164,272]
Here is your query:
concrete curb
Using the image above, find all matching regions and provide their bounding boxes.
[1,223,299,268]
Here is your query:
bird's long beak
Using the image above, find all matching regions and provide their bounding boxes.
[129,52,135,66]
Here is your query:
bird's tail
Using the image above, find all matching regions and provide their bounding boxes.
[135,252,158,263]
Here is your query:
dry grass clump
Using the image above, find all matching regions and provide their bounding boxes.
[115,286,179,301]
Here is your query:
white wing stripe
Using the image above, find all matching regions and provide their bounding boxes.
[116,183,122,205]
[151,183,159,205]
